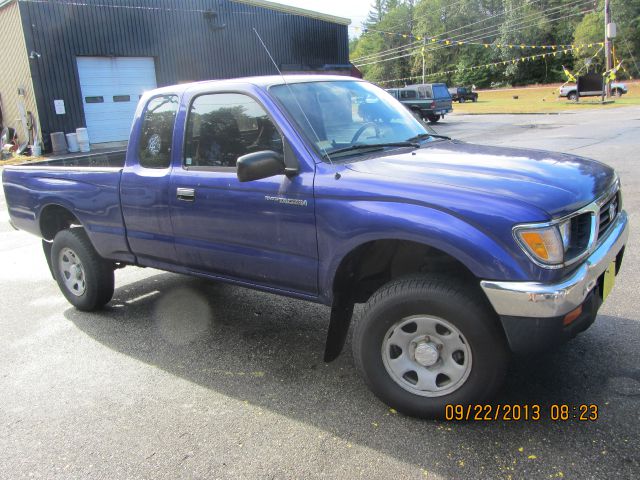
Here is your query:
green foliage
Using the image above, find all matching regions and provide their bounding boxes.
[350,0,640,86]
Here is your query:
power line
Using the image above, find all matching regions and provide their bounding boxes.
[376,46,583,86]
[354,6,591,68]
[383,0,471,32]
[352,0,589,63]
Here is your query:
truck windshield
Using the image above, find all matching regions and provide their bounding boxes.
[270,80,432,160]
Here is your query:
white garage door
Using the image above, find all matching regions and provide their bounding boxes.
[77,57,157,143]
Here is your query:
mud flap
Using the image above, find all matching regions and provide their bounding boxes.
[323,297,355,362]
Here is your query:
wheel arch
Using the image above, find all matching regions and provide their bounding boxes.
[39,203,83,241]
[330,238,481,307]
[321,233,512,363]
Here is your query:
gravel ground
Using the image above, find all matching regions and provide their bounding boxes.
[1,106,639,479]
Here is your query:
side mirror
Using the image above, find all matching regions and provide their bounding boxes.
[236,150,284,182]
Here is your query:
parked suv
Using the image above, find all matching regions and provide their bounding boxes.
[386,83,453,123]
[448,86,478,103]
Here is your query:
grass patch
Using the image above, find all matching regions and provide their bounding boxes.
[452,81,640,114]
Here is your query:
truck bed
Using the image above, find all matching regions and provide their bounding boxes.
[2,149,134,263]
[21,149,126,168]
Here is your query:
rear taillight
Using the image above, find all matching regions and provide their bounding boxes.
[430,101,436,108]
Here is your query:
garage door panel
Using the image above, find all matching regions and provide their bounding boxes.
[77,56,156,143]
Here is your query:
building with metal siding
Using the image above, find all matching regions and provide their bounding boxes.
[0,0,39,148]
[0,0,350,150]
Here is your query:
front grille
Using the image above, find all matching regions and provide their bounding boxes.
[566,212,592,259]
[597,191,619,240]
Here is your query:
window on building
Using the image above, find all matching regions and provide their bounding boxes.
[113,95,131,102]
[85,96,104,103]
[183,93,283,169]
[138,95,178,169]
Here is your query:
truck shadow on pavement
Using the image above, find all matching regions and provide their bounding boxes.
[64,271,640,478]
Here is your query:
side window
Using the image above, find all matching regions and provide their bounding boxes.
[138,95,178,169]
[400,89,417,99]
[418,86,433,99]
[184,93,283,168]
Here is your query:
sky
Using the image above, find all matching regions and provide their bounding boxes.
[271,0,371,35]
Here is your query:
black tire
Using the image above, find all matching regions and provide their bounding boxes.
[426,114,440,124]
[567,92,578,101]
[51,228,114,311]
[612,88,623,97]
[473,96,478,102]
[352,274,509,419]
[459,98,465,103]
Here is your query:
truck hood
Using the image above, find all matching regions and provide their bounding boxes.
[344,140,616,217]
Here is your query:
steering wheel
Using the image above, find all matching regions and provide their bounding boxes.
[351,122,381,144]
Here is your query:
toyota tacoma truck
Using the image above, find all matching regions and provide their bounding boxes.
[2,76,628,418]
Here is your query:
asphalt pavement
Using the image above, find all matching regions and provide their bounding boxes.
[1,106,639,479]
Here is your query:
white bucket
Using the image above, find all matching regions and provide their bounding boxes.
[66,133,79,152]
[79,142,91,153]
[76,127,90,144]
[31,144,42,156]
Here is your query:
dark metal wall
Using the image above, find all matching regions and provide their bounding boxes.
[18,0,349,148]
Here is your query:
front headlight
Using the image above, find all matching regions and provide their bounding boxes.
[515,225,565,265]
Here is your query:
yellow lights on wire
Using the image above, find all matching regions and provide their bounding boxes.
[377,47,584,85]
[351,26,604,51]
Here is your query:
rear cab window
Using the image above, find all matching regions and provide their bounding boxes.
[432,84,451,99]
[138,95,179,169]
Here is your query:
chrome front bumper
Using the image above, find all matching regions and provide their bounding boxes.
[480,211,629,318]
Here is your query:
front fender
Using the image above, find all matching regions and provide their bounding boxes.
[316,199,532,305]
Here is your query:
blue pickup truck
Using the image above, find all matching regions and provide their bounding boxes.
[2,76,628,418]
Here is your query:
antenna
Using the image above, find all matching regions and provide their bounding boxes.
[252,28,338,175]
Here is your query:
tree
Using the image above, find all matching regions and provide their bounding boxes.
[350,0,640,86]
[573,12,604,74]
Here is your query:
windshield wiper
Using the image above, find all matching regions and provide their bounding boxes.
[407,132,451,142]
[327,142,420,157]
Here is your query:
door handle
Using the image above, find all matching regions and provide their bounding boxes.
[176,187,195,201]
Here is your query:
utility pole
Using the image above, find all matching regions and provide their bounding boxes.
[422,37,426,84]
[604,0,613,97]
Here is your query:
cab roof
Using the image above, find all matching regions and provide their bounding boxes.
[149,75,364,96]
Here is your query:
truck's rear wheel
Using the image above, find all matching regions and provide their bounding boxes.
[51,228,114,311]
[426,114,440,124]
[567,92,578,101]
[352,274,508,418]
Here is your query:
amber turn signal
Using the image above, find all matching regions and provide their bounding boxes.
[563,305,583,326]
[515,226,564,265]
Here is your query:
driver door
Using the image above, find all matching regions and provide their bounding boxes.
[169,91,318,296]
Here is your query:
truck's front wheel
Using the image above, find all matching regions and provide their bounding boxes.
[51,228,114,311]
[352,274,508,418]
